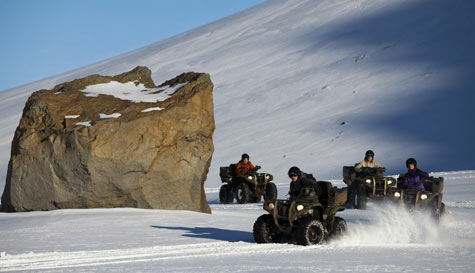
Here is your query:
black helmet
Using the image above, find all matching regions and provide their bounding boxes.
[288,166,301,178]
[365,150,374,158]
[241,153,249,160]
[406,158,417,168]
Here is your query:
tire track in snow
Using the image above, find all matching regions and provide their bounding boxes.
[0,242,312,272]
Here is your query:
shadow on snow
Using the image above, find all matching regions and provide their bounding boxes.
[151,225,254,242]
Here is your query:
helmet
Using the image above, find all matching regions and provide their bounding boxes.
[406,158,417,168]
[241,153,249,160]
[288,166,301,178]
[365,150,374,158]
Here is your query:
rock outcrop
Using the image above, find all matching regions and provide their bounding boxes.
[1,66,214,213]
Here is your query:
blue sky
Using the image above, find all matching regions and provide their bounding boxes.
[0,0,266,92]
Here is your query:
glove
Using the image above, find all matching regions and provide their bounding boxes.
[255,166,261,170]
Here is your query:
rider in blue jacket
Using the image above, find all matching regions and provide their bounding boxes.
[400,158,429,191]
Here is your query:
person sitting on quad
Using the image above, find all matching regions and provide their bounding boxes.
[235,153,260,175]
[398,158,429,191]
[288,166,322,199]
[355,150,384,171]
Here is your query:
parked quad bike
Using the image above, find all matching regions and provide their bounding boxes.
[219,164,277,204]
[343,166,396,209]
[253,181,347,246]
[391,175,446,222]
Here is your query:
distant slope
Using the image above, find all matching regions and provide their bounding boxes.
[1,0,474,191]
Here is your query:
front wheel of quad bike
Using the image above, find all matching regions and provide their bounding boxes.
[253,214,282,243]
[236,183,251,204]
[294,217,325,245]
[434,202,446,223]
[345,185,356,209]
[219,185,234,204]
[264,182,278,202]
[329,217,347,240]
[356,185,367,210]
[251,195,261,203]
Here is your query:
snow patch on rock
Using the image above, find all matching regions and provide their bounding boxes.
[99,113,121,119]
[141,107,164,113]
[76,121,92,127]
[81,81,187,103]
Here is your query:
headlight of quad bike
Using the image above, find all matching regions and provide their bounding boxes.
[387,179,393,185]
[421,194,428,200]
[296,205,304,211]
[394,192,401,198]
[265,175,270,179]
[248,175,253,180]
[365,179,372,184]
[268,203,275,209]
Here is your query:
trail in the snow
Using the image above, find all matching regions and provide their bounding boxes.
[0,242,315,272]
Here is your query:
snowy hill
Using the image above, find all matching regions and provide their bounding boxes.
[1,0,475,192]
[1,0,475,272]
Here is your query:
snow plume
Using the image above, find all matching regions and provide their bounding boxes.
[334,204,441,247]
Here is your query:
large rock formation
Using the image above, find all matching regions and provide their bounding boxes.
[1,66,214,213]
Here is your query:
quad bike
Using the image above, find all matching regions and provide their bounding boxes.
[343,166,396,209]
[219,164,277,204]
[391,175,446,222]
[253,181,347,245]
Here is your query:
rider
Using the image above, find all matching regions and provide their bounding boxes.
[347,150,384,208]
[235,153,260,175]
[399,158,429,191]
[355,150,384,171]
[288,166,322,199]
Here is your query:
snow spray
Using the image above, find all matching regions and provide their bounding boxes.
[333,203,441,247]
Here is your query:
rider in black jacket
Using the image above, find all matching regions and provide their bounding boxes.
[288,166,322,198]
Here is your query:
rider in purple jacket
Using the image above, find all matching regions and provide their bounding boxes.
[400,158,429,191]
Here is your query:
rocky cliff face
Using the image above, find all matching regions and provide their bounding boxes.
[1,66,214,213]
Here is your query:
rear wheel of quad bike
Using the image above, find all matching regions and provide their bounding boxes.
[330,217,347,239]
[294,217,325,245]
[356,185,367,210]
[219,185,234,204]
[253,214,282,243]
[236,183,251,204]
[264,182,278,202]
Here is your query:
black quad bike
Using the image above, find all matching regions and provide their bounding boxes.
[343,166,396,209]
[253,181,347,245]
[391,175,446,222]
[219,164,277,204]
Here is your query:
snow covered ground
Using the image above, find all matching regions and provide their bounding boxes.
[1,0,475,271]
[1,171,475,272]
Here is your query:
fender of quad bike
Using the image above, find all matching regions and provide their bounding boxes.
[263,199,324,233]
[360,175,396,197]
[390,188,443,210]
